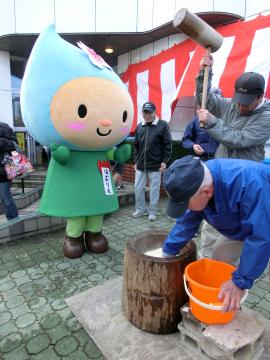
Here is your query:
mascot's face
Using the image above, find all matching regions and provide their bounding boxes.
[50,77,133,149]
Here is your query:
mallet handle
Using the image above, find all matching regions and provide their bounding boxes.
[200,47,211,128]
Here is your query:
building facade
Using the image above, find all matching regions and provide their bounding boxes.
[0,0,270,159]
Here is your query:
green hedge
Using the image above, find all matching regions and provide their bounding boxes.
[124,140,190,165]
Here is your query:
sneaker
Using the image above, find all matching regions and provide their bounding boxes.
[148,214,157,221]
[132,211,148,218]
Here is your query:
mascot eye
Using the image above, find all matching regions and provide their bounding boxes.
[78,104,87,118]
[122,110,128,123]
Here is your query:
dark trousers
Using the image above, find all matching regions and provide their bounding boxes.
[0,181,18,220]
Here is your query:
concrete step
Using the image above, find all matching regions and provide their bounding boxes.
[12,179,45,187]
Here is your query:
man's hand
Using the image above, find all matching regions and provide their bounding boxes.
[193,144,205,155]
[218,279,246,312]
[197,109,214,125]
[159,162,166,172]
[134,163,137,171]
[200,52,213,69]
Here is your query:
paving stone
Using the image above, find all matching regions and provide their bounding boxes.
[29,270,45,280]
[0,333,22,353]
[0,320,18,337]
[50,298,67,311]
[56,261,72,270]
[3,344,29,360]
[19,321,42,341]
[15,312,36,328]
[10,304,31,319]
[257,300,270,314]
[47,323,70,344]
[26,333,50,354]
[28,297,47,310]
[54,336,79,356]
[73,328,91,346]
[0,311,11,326]
[84,341,103,359]
[40,313,62,330]
[29,346,59,360]
[60,283,78,297]
[65,349,90,360]
[0,269,9,278]
[14,275,32,286]
[88,273,104,282]
[0,281,16,292]
[58,306,73,321]
[2,287,21,301]
[66,316,82,332]
[6,295,25,309]
[11,270,27,279]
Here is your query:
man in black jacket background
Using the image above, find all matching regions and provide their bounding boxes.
[132,102,172,221]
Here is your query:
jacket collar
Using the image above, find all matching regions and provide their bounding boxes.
[142,116,159,126]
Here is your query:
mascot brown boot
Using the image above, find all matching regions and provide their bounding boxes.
[84,231,108,254]
[64,235,84,259]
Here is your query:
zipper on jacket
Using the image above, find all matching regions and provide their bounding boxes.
[144,125,149,171]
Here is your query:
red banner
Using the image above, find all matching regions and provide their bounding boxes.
[122,14,270,131]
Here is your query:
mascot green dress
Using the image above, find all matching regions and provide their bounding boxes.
[21,25,133,259]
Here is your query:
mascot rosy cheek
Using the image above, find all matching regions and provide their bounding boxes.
[21,25,133,259]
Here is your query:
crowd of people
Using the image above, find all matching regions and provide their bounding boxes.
[127,51,270,312]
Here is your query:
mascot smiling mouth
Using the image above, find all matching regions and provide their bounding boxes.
[97,128,112,136]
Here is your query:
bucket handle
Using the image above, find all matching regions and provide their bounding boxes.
[183,275,248,311]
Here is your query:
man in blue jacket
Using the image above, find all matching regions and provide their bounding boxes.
[182,88,221,160]
[162,155,270,313]
[182,116,219,160]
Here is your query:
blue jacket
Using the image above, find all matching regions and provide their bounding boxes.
[163,159,270,290]
[182,116,219,158]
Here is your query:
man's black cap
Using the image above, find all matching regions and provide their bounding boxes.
[142,102,156,113]
[163,156,204,218]
[232,72,265,105]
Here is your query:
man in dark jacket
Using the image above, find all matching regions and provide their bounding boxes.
[132,102,172,221]
[182,116,219,160]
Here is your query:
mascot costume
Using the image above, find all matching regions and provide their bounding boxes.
[21,25,133,259]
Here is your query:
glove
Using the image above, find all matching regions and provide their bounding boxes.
[113,144,131,163]
[51,143,70,165]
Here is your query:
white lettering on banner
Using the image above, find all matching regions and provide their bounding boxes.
[211,36,235,88]
[136,70,149,124]
[245,27,270,89]
[161,59,176,122]
[102,167,114,196]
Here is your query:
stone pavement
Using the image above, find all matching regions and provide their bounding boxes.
[0,198,269,359]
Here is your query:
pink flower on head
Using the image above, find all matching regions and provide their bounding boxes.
[77,41,112,70]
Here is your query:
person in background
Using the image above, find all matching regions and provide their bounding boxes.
[111,161,125,190]
[182,88,221,160]
[132,102,172,221]
[0,135,19,221]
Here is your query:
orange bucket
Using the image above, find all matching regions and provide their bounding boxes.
[184,258,247,324]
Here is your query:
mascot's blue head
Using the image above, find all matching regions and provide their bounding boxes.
[21,25,133,151]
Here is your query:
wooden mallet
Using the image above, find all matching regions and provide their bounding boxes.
[173,8,223,127]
